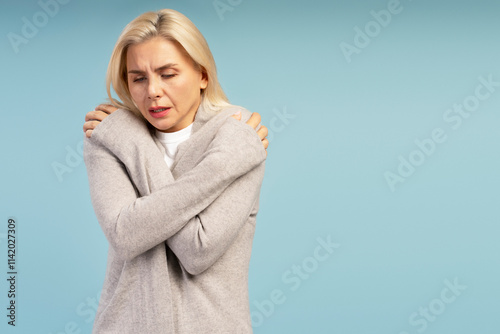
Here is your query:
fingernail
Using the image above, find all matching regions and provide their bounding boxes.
[233,110,241,116]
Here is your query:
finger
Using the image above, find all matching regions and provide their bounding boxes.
[85,110,110,122]
[256,124,269,141]
[85,129,93,138]
[262,138,269,150]
[95,104,118,114]
[83,120,102,132]
[246,112,261,130]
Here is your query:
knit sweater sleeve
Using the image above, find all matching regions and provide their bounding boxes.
[83,109,266,262]
[166,160,265,275]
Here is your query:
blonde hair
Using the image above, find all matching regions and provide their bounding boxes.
[106,9,229,116]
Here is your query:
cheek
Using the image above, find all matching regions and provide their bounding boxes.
[128,85,143,104]
[166,81,189,102]
[176,77,201,99]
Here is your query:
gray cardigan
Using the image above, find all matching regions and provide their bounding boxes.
[83,104,266,333]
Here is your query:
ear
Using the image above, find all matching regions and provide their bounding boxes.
[200,67,208,90]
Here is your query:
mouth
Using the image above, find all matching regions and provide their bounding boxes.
[148,106,171,118]
[149,106,170,113]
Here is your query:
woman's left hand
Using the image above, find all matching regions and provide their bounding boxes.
[232,111,269,154]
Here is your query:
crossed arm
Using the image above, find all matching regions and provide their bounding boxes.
[83,105,268,274]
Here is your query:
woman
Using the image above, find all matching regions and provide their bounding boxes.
[83,9,268,334]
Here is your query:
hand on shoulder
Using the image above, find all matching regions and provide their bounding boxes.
[83,104,118,138]
[231,110,269,155]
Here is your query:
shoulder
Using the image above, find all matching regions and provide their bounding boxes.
[216,105,254,133]
[84,108,158,165]
[96,108,146,130]
[89,108,151,145]
[207,105,263,150]
[196,103,254,135]
[203,104,254,133]
[202,105,266,165]
[217,104,253,123]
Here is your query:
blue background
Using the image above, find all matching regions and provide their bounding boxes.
[1,0,499,333]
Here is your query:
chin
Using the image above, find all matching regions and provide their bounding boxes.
[152,119,175,132]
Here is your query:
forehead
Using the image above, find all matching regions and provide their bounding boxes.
[126,37,190,69]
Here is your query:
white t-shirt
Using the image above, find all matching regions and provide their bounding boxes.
[155,123,193,169]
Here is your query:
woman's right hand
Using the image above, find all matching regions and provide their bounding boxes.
[83,104,117,138]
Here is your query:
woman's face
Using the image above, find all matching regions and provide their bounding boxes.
[126,37,208,132]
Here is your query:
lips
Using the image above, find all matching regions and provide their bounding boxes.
[148,106,171,118]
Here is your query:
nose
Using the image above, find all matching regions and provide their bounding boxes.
[147,76,162,100]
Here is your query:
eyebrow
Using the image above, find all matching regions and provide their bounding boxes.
[127,63,178,74]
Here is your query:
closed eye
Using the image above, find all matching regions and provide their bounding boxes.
[133,77,146,83]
